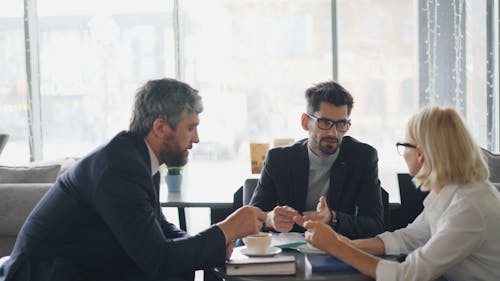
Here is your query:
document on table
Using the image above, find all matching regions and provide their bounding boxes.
[271,232,306,249]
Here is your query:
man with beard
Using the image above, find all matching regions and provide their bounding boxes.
[0,78,267,281]
[249,81,384,239]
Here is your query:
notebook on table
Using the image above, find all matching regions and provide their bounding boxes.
[305,254,356,273]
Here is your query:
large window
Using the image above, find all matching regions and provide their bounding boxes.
[0,2,29,163]
[337,0,419,201]
[1,0,498,209]
[37,0,176,159]
[178,0,333,198]
[336,0,496,201]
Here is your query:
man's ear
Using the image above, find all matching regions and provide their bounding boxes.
[301,113,310,131]
[151,118,173,139]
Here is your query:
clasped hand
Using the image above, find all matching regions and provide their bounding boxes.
[266,196,332,232]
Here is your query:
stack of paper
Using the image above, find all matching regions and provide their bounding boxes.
[271,232,306,249]
[226,255,296,276]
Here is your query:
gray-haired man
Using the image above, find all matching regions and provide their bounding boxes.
[1,78,266,281]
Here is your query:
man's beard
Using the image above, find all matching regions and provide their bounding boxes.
[161,150,187,167]
[318,136,340,155]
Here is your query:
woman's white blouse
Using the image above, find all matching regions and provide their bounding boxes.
[376,182,500,281]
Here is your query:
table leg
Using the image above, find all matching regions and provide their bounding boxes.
[178,207,187,231]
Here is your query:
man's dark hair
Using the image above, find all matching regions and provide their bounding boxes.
[305,81,354,115]
[129,78,203,136]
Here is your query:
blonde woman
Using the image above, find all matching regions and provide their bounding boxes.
[304,106,500,281]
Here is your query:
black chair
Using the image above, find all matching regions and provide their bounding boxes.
[209,187,246,226]
[389,173,429,231]
[243,178,258,205]
[232,186,243,209]
[481,148,500,190]
[381,187,404,232]
[0,134,9,157]
[380,187,390,231]
[216,178,259,226]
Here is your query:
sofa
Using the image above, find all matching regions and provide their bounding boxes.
[0,158,77,256]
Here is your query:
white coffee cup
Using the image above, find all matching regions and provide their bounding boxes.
[243,232,272,255]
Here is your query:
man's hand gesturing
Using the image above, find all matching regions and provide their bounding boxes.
[217,206,267,241]
[266,205,300,233]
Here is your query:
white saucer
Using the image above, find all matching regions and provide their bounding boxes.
[296,244,327,255]
[240,246,282,257]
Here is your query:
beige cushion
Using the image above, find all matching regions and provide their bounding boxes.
[0,184,52,235]
[0,165,61,183]
[29,157,78,177]
[0,237,16,257]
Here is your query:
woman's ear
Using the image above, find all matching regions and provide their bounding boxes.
[416,147,425,165]
[301,113,310,131]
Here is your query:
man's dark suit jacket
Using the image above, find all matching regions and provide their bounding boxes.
[0,131,226,281]
[249,136,384,238]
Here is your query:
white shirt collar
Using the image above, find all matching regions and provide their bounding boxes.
[423,183,459,213]
[144,139,160,176]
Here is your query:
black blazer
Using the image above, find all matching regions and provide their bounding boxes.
[0,131,226,281]
[249,136,384,238]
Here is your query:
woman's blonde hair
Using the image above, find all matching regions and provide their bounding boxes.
[407,106,489,190]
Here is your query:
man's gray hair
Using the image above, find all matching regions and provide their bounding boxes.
[129,78,203,136]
